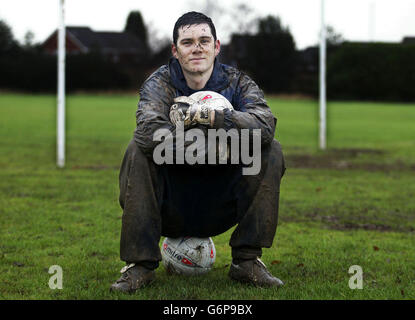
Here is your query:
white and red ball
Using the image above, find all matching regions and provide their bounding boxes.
[189,91,234,110]
[161,237,216,275]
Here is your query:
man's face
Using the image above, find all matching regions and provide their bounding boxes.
[172,23,220,76]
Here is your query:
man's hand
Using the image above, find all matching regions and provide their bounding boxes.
[169,96,195,127]
[169,96,215,128]
[186,102,215,127]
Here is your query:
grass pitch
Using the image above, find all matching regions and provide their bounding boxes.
[0,93,414,299]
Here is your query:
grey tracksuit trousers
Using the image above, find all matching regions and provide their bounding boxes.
[118,139,285,269]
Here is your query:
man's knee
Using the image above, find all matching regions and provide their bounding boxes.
[119,140,150,208]
[268,139,286,178]
[124,139,150,166]
[126,139,140,157]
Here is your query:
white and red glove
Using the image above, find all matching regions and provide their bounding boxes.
[169,96,215,128]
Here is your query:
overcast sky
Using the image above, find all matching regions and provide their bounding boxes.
[1,0,415,50]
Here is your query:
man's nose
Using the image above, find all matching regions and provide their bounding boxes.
[192,42,203,51]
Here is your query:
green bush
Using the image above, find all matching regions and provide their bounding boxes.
[327,43,415,101]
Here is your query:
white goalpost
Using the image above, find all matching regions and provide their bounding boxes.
[57,0,66,167]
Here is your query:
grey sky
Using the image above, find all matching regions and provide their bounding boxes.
[1,0,414,50]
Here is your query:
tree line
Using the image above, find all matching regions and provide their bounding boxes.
[1,12,415,102]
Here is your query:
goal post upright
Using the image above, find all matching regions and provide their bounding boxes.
[319,0,327,150]
[57,0,66,168]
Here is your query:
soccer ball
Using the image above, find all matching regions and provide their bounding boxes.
[189,91,234,110]
[161,237,216,275]
[190,91,234,162]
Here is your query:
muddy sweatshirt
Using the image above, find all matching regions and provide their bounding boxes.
[134,57,277,157]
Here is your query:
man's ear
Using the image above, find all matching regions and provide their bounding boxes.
[214,39,221,57]
[171,43,178,59]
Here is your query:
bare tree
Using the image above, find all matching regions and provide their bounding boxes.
[326,25,344,46]
[229,3,259,35]
[24,30,35,48]
[183,0,259,43]
[146,21,170,53]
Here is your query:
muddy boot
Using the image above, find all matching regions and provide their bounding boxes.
[228,258,284,288]
[110,263,155,293]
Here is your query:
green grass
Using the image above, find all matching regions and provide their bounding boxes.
[0,93,414,300]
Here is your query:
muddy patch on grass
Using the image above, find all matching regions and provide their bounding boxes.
[285,148,414,172]
[71,165,119,171]
[327,221,415,233]
[330,222,393,232]
[300,213,414,233]
[306,212,398,231]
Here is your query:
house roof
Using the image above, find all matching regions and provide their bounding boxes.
[402,37,415,44]
[45,26,146,54]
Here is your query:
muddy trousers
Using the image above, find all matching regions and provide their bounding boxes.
[118,139,285,269]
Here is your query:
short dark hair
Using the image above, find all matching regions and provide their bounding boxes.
[173,11,217,45]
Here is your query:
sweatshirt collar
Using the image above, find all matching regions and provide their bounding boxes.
[168,57,228,96]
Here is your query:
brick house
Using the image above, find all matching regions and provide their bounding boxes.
[42,26,147,64]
